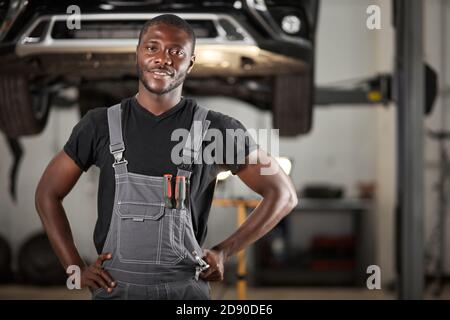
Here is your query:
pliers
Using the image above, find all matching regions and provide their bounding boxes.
[193,251,210,281]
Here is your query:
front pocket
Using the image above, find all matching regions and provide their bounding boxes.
[190,279,211,300]
[92,282,128,300]
[117,203,185,265]
[117,202,165,220]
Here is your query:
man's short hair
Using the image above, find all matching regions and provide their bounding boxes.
[138,14,196,55]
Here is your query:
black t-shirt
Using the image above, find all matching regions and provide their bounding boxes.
[64,96,258,254]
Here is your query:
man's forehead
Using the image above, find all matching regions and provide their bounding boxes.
[141,23,191,45]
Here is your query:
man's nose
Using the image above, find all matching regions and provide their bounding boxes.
[154,50,173,66]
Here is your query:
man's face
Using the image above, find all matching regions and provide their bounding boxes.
[136,23,195,95]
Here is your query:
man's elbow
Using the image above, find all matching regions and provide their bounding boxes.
[288,191,298,211]
[35,184,47,215]
[35,183,57,216]
[269,185,298,218]
[283,188,298,215]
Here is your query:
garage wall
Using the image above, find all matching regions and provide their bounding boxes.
[204,0,383,281]
[423,0,450,276]
[373,0,396,288]
[0,107,99,268]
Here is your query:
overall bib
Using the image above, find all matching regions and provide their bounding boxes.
[92,101,212,300]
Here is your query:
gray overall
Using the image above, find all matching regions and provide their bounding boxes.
[92,102,212,300]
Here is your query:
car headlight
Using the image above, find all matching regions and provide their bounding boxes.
[245,0,309,42]
[0,0,28,41]
[281,15,302,35]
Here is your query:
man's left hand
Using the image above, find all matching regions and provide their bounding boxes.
[199,248,225,281]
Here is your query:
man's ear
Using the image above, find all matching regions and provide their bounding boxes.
[187,54,196,74]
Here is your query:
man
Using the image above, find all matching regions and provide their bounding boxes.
[35,14,297,300]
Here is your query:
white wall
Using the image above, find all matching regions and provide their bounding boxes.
[373,0,396,287]
[423,0,450,276]
[0,106,99,268]
[204,0,388,284]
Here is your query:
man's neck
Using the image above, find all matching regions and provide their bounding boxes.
[136,83,183,116]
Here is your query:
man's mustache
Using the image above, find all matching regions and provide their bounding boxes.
[147,67,175,77]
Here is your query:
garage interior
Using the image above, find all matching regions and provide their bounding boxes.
[0,0,450,300]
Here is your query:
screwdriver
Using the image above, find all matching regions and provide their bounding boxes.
[163,174,173,209]
[185,177,190,209]
[175,176,186,210]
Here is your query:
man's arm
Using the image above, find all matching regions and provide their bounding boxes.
[35,151,115,292]
[200,149,298,281]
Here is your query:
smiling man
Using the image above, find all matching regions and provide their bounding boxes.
[35,14,298,300]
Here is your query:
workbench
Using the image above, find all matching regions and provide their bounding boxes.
[213,197,374,298]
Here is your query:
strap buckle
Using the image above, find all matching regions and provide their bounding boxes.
[182,147,198,160]
[178,162,192,172]
[112,148,128,167]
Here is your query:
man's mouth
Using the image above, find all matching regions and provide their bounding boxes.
[148,69,174,77]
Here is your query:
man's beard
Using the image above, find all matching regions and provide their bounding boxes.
[137,64,187,96]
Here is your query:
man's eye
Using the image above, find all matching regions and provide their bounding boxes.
[170,49,184,56]
[147,46,157,52]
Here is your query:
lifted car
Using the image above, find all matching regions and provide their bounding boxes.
[0,0,318,137]
[0,0,318,198]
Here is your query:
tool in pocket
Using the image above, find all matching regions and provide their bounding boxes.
[193,250,210,281]
[163,174,173,209]
[175,175,187,210]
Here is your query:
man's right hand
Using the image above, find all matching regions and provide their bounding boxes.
[81,253,116,293]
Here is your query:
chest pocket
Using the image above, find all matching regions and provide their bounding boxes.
[115,175,186,265]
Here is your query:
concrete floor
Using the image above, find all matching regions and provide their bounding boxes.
[0,284,449,300]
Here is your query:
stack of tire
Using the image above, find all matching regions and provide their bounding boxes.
[17,233,67,286]
[0,235,13,283]
[0,232,69,286]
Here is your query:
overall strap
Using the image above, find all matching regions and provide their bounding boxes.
[107,103,128,175]
[177,105,211,178]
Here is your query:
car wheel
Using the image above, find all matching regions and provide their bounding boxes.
[272,72,313,136]
[0,74,51,137]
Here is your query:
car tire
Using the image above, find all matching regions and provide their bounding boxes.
[0,74,51,137]
[272,72,313,136]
